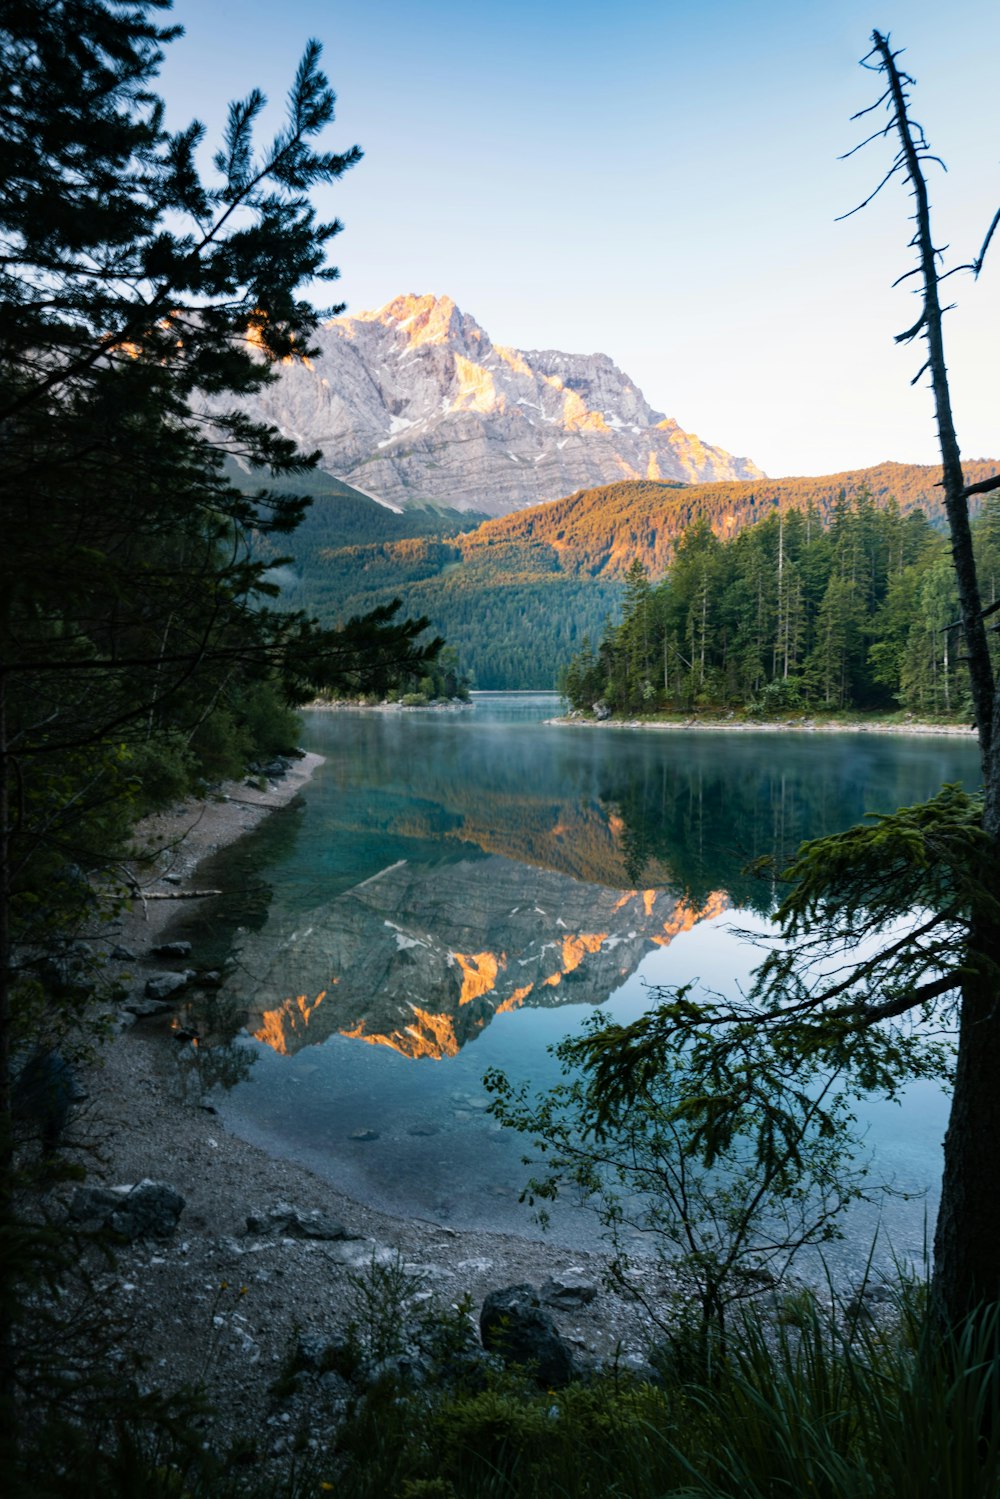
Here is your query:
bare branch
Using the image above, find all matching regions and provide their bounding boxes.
[962,473,1000,501]
[838,124,893,160]
[849,86,892,118]
[836,160,905,220]
[894,313,925,344]
[973,205,1000,277]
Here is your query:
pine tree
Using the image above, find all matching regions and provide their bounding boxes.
[0,1,440,1440]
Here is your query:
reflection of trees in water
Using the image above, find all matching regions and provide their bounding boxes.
[163,992,256,1102]
[601,761,806,911]
[316,716,976,905]
[597,744,976,912]
[155,797,308,962]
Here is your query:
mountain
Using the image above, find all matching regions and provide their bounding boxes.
[230,293,763,514]
[281,459,1000,689]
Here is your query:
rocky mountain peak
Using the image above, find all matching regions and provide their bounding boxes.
[344,292,475,351]
[232,293,764,514]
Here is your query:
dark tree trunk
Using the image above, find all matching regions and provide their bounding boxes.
[869,31,1000,1325]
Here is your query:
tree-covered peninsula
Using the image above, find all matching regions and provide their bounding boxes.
[559,489,1000,718]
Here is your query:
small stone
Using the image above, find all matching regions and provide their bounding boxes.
[152,940,192,959]
[144,971,192,1001]
[244,1204,354,1241]
[541,1270,599,1309]
[348,1128,379,1142]
[407,1122,439,1136]
[110,945,136,961]
[122,996,174,1017]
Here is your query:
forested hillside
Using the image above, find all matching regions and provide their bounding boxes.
[281,460,1000,689]
[561,491,1000,717]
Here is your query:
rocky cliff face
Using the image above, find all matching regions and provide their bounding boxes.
[230,293,764,514]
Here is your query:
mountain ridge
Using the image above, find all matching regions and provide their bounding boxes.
[227,292,764,514]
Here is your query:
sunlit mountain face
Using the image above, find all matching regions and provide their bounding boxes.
[221,292,763,514]
[238,853,728,1060]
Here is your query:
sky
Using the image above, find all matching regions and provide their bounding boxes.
[158,0,1000,479]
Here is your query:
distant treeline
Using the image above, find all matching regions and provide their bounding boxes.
[560,492,1000,717]
[273,462,1000,692]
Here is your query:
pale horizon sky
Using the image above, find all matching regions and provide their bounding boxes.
[159,1,1000,480]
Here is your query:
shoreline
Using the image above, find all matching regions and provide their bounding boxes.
[80,750,652,1455]
[110,749,326,948]
[548,715,977,738]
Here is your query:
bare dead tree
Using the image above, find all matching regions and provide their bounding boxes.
[843,30,1000,1324]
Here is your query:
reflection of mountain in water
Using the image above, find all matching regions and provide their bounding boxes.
[332,788,673,892]
[231,853,726,1059]
[314,715,963,907]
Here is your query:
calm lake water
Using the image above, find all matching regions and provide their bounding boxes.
[166,694,979,1278]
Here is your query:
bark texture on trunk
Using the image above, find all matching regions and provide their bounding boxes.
[870,30,1000,1324]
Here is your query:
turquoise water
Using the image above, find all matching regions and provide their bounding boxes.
[167,695,978,1273]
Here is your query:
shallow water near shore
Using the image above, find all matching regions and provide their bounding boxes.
[162,693,979,1279]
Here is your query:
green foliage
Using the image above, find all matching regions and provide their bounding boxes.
[486,1005,866,1349]
[258,460,1000,691]
[321,1281,1000,1499]
[0,0,448,1468]
[0,0,444,963]
[345,1251,429,1366]
[561,490,986,717]
[747,784,994,1087]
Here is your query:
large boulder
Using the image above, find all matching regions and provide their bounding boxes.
[12,1049,83,1151]
[70,1178,185,1240]
[479,1283,575,1387]
[144,970,193,1001]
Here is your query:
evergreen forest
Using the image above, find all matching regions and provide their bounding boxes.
[560,491,1000,717]
[281,461,1000,691]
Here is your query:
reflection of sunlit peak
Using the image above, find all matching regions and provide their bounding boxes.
[561,932,607,974]
[453,950,503,1005]
[642,890,658,917]
[254,990,328,1055]
[341,1006,459,1060]
[543,972,562,987]
[608,814,626,841]
[612,890,638,912]
[650,890,729,947]
[496,983,534,1014]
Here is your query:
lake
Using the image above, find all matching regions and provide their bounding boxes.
[167,693,979,1279]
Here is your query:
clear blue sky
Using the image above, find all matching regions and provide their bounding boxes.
[159,1,1000,478]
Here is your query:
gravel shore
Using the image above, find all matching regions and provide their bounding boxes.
[549,715,976,736]
[65,754,660,1459]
